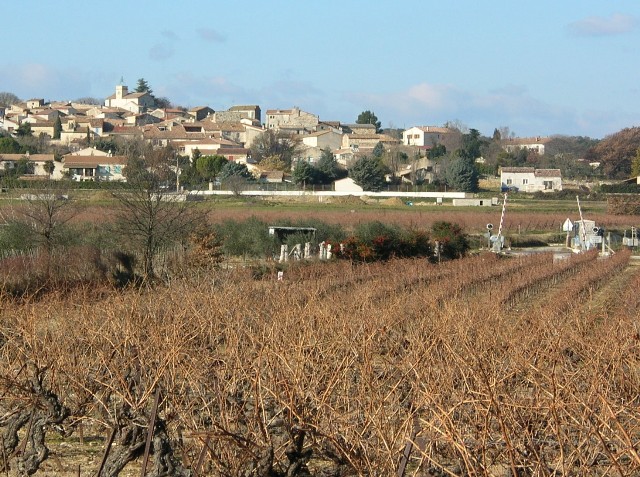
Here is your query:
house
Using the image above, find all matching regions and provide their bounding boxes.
[265,107,318,132]
[173,137,241,158]
[57,117,104,144]
[500,167,562,192]
[0,115,20,134]
[302,130,343,151]
[68,147,110,156]
[215,148,251,164]
[396,157,439,184]
[502,137,550,155]
[187,106,215,122]
[26,98,45,109]
[227,105,261,122]
[149,108,189,121]
[198,119,264,148]
[0,153,62,179]
[402,126,453,148]
[63,154,128,182]
[86,106,123,119]
[299,130,344,163]
[213,107,261,123]
[334,177,363,193]
[142,123,209,147]
[342,124,377,135]
[104,84,155,114]
[334,147,369,168]
[342,133,400,151]
[125,113,162,127]
[107,125,143,141]
[31,109,61,121]
[28,121,56,138]
[259,170,284,183]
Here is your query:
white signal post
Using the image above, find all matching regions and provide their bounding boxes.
[490,193,508,253]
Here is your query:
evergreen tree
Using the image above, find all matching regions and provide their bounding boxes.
[292,160,320,188]
[0,136,23,153]
[316,148,345,183]
[632,148,640,177]
[53,116,62,140]
[349,156,386,191]
[428,144,447,159]
[444,155,479,192]
[219,161,253,181]
[460,128,485,160]
[135,78,153,95]
[16,122,32,137]
[372,141,385,158]
[196,155,228,182]
[356,110,382,133]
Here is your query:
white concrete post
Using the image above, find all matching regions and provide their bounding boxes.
[293,244,302,260]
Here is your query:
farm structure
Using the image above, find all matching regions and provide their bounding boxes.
[452,197,497,207]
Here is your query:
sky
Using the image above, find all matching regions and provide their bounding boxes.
[2,1,639,139]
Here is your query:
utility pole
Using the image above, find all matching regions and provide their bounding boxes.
[176,155,180,192]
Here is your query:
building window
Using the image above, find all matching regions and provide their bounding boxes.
[506,179,512,185]
[522,178,528,185]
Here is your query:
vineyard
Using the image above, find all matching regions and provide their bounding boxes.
[1,249,639,476]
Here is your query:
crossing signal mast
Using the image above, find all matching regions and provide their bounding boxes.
[572,195,611,255]
[488,193,508,253]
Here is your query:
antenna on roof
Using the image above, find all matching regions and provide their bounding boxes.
[119,76,124,85]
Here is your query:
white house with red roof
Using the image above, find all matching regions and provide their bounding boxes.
[502,137,551,155]
[402,126,453,148]
[63,153,128,182]
[500,167,562,192]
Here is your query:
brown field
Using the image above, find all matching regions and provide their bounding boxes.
[58,199,640,236]
[1,248,639,476]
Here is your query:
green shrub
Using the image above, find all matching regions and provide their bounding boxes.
[214,216,277,259]
[431,221,470,260]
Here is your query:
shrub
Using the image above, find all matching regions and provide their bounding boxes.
[214,216,278,259]
[431,221,470,260]
[336,222,433,262]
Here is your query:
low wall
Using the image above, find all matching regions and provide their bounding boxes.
[193,190,469,199]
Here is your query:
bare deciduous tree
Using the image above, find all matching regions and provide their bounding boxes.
[114,154,203,280]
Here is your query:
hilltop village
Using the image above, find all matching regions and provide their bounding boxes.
[0,81,582,194]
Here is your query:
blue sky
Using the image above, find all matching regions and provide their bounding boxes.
[2,1,639,138]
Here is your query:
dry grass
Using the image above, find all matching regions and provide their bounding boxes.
[1,253,639,475]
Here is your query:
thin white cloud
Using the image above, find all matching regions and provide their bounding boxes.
[343,82,461,118]
[0,63,94,100]
[567,13,637,37]
[166,74,246,107]
[149,44,174,61]
[197,28,226,43]
[161,29,179,40]
[340,82,617,137]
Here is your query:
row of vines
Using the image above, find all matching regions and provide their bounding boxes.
[1,251,639,475]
